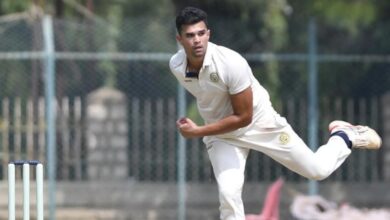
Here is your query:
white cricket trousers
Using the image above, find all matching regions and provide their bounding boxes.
[206,123,351,220]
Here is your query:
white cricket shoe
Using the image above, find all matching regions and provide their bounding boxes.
[329,120,382,150]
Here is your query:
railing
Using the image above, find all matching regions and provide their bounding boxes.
[0,94,386,182]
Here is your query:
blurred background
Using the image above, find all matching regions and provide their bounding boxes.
[0,0,389,219]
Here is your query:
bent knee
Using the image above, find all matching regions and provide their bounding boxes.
[306,170,330,181]
[219,184,242,198]
[217,177,244,199]
[308,174,327,181]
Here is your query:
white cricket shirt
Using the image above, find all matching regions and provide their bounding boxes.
[169,42,285,144]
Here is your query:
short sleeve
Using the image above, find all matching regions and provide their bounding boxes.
[226,56,252,95]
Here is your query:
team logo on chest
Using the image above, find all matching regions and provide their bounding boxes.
[209,72,219,82]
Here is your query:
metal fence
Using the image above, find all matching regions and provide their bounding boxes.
[0,14,388,180]
[0,94,386,181]
[0,13,389,219]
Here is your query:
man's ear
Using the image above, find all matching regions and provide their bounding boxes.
[176,34,182,43]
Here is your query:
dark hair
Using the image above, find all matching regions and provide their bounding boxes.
[175,7,208,34]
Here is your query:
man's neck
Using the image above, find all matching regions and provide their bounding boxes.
[187,58,203,72]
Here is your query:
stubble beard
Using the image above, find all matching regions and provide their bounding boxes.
[192,45,206,58]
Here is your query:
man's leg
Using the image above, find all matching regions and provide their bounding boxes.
[234,123,351,180]
[207,141,250,220]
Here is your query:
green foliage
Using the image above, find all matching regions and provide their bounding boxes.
[92,0,174,18]
[0,0,388,102]
[0,0,29,14]
[312,0,376,35]
[0,61,31,99]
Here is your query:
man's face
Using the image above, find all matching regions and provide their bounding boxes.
[176,21,210,59]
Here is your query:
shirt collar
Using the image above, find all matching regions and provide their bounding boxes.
[176,42,215,74]
[202,42,214,68]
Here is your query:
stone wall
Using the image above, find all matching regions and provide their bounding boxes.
[86,87,129,180]
[1,181,389,220]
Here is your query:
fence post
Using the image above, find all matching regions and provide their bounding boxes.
[383,92,390,180]
[307,17,319,195]
[177,84,187,220]
[42,15,56,220]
